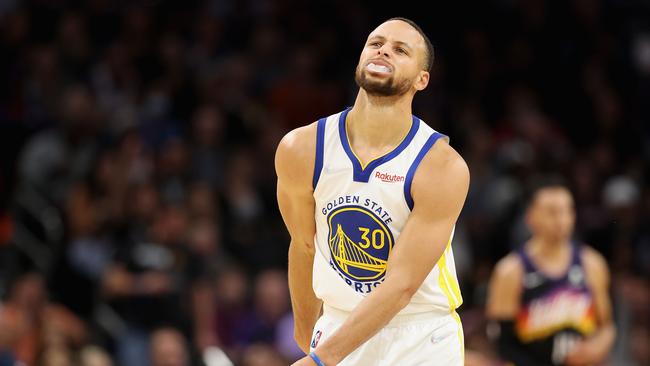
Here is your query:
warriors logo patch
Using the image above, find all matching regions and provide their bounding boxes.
[327,205,394,293]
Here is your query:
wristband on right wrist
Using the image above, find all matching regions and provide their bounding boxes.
[309,351,326,366]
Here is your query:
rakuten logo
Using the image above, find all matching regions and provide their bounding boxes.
[375,171,405,183]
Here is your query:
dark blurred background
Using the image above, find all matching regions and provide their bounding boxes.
[0,0,648,365]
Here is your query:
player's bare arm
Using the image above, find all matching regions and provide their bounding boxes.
[275,122,323,353]
[486,253,523,320]
[565,247,616,365]
[485,253,534,365]
[307,140,469,365]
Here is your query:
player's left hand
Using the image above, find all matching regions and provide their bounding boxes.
[290,356,318,366]
[564,339,604,365]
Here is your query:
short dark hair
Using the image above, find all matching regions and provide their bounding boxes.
[386,17,435,72]
[526,175,572,206]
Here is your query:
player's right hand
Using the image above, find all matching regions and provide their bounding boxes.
[564,339,602,365]
[291,355,318,366]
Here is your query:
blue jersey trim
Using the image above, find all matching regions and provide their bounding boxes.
[338,107,421,183]
[312,118,327,189]
[404,132,445,210]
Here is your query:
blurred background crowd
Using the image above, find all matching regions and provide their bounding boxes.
[0,0,648,365]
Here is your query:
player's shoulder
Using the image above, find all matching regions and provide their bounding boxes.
[276,121,318,156]
[492,252,525,280]
[419,139,469,185]
[410,138,469,206]
[275,122,318,182]
[580,245,607,265]
[579,245,610,280]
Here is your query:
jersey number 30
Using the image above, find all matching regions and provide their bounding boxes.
[358,227,386,249]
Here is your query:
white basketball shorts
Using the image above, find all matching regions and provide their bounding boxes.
[309,305,464,366]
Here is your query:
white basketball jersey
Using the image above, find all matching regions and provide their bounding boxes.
[312,107,463,315]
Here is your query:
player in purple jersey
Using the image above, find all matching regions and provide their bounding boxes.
[486,183,615,366]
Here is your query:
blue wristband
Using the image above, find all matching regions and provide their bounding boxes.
[309,351,326,366]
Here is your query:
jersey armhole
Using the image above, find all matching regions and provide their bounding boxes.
[517,247,536,273]
[403,132,446,210]
[312,118,327,190]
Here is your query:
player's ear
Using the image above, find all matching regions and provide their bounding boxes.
[414,70,429,91]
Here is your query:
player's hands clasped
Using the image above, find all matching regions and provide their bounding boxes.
[291,355,319,366]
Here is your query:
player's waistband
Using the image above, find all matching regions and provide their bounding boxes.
[322,304,454,327]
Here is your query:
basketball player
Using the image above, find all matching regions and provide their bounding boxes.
[486,184,616,365]
[275,18,469,366]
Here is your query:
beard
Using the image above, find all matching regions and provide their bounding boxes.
[354,64,411,97]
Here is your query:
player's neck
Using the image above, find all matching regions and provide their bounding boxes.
[348,90,413,147]
[528,237,571,260]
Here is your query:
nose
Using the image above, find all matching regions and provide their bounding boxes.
[377,44,391,58]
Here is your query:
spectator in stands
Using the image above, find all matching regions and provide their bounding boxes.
[101,204,208,366]
[150,328,190,366]
[240,343,286,366]
[0,272,85,366]
[213,264,249,360]
[79,346,114,366]
[17,84,101,205]
[234,269,291,348]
